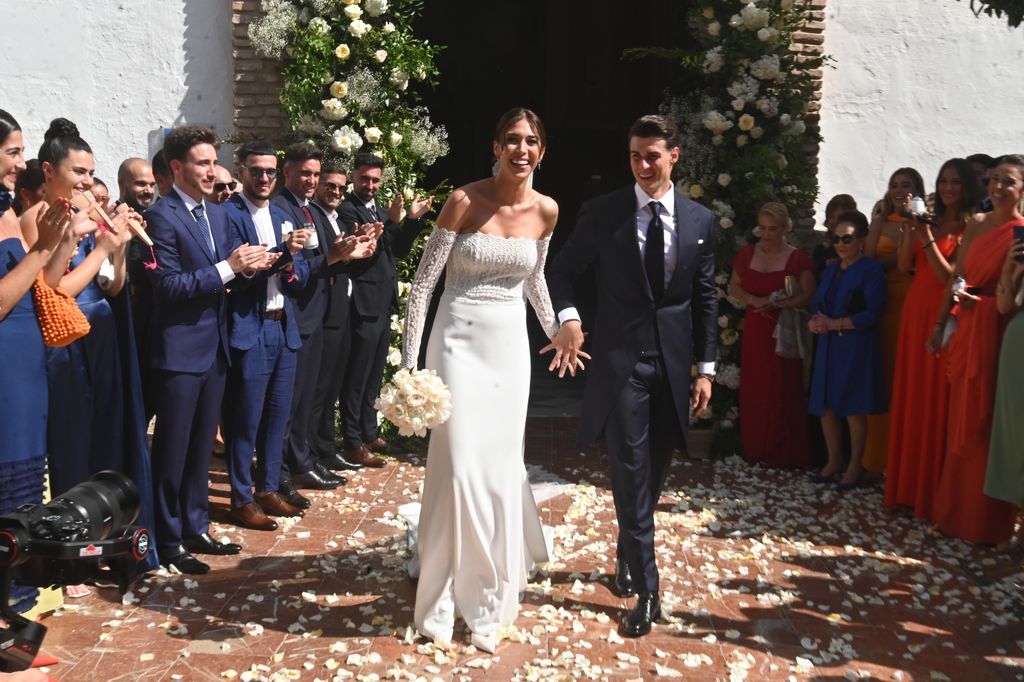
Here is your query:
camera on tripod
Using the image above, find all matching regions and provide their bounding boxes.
[0,470,151,672]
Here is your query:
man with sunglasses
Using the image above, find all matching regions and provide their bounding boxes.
[209,165,237,205]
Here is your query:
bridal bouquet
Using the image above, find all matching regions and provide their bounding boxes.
[375,368,452,437]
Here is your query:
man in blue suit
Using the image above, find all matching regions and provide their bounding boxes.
[223,140,312,531]
[547,115,718,637]
[145,126,277,575]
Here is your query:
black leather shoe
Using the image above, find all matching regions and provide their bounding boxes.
[161,549,210,575]
[321,452,363,471]
[184,533,242,556]
[292,466,341,490]
[622,592,661,638]
[278,479,312,509]
[613,556,637,598]
[314,461,346,486]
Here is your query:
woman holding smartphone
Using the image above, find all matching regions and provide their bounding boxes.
[982,225,1024,536]
[931,154,1024,545]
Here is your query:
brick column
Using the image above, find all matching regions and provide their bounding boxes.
[231,0,289,141]
[795,0,826,226]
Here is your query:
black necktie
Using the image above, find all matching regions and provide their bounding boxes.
[191,204,216,259]
[368,202,379,222]
[644,201,664,300]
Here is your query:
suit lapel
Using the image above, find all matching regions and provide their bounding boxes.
[611,188,652,299]
[666,192,700,298]
[169,193,216,265]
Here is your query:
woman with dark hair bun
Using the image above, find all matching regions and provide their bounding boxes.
[808,210,888,490]
[885,158,979,520]
[0,108,94,612]
[862,167,924,474]
[932,155,1024,545]
[19,118,159,571]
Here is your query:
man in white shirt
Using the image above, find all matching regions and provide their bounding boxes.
[546,115,718,637]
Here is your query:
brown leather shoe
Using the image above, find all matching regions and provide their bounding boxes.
[229,502,278,531]
[365,437,389,453]
[344,445,386,468]
[254,490,305,517]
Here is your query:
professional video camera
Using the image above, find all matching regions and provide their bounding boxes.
[0,471,151,672]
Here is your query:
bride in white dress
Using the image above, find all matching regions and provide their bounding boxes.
[400,108,560,652]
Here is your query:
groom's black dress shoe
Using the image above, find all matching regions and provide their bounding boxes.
[161,549,211,575]
[184,533,242,556]
[278,479,312,509]
[292,465,342,490]
[613,556,637,598]
[623,592,661,637]
[321,452,363,471]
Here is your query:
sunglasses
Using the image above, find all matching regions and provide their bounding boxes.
[321,181,345,193]
[245,167,278,179]
[828,234,858,245]
[214,181,237,193]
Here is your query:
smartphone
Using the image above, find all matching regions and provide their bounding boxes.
[899,210,937,226]
[1014,224,1024,262]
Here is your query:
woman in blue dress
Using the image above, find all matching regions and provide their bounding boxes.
[808,210,888,490]
[21,119,159,572]
[0,109,94,611]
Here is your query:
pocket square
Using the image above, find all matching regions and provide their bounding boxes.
[697,238,705,244]
[282,221,293,231]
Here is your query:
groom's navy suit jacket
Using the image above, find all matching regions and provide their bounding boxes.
[548,186,718,446]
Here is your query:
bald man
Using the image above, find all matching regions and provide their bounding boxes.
[118,157,157,212]
[209,165,238,205]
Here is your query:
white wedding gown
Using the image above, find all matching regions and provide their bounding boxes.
[401,227,558,650]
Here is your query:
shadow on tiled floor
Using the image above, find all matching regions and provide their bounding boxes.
[28,417,1024,681]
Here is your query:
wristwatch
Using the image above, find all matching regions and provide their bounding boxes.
[697,372,715,383]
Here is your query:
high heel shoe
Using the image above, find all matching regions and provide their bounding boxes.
[835,473,863,492]
[471,631,498,653]
[809,470,838,484]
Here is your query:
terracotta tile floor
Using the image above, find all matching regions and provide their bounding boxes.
[29,417,1024,681]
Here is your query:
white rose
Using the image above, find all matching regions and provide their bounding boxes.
[707,21,721,37]
[403,187,415,201]
[322,72,335,85]
[331,129,352,152]
[308,17,330,35]
[757,27,779,42]
[784,120,807,136]
[389,131,403,146]
[382,21,397,33]
[330,81,348,98]
[348,19,370,37]
[728,13,743,28]
[343,5,362,20]
[717,173,731,187]
[414,65,427,80]
[387,347,401,367]
[750,126,764,139]
[731,98,745,112]
[736,134,749,147]
[689,184,704,199]
[374,49,387,62]
[740,4,770,29]
[720,217,734,229]
[365,0,388,17]
[335,43,351,60]
[321,98,348,121]
[779,113,792,126]
[389,68,409,90]
[364,126,382,144]
[738,114,755,131]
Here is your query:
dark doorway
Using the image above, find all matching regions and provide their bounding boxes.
[415,1,695,414]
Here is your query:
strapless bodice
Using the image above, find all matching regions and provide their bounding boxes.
[442,231,547,305]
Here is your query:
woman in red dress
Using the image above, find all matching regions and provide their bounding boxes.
[931,155,1024,544]
[729,202,815,468]
[885,158,979,520]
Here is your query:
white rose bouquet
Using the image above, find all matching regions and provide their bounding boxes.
[374,368,452,437]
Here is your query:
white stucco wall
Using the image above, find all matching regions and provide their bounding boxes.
[5,0,234,189]
[817,0,1024,223]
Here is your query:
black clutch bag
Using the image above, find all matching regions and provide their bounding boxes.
[845,289,866,315]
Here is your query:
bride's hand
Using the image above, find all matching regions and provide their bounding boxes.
[540,320,591,378]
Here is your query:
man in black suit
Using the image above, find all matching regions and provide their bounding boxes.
[547,115,718,637]
[338,153,432,465]
[271,144,374,504]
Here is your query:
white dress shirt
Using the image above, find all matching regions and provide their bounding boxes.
[557,183,715,374]
[239,194,284,311]
[173,184,235,284]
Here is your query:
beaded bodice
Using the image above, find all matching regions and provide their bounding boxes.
[400,227,558,369]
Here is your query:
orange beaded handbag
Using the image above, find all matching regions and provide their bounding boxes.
[32,274,91,346]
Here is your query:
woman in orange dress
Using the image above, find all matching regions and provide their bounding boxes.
[862,168,924,473]
[931,154,1024,545]
[729,203,815,468]
[884,159,979,520]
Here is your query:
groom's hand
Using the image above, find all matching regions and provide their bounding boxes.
[691,376,713,413]
[541,320,591,378]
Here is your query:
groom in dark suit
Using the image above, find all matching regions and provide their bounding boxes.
[547,115,718,637]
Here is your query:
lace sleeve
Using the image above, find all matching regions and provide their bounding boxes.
[525,236,559,339]
[401,226,458,369]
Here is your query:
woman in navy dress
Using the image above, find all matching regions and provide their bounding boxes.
[808,210,887,490]
[22,119,159,571]
[0,109,93,611]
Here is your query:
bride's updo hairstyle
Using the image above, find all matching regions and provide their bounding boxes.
[38,117,92,168]
[493,107,547,149]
